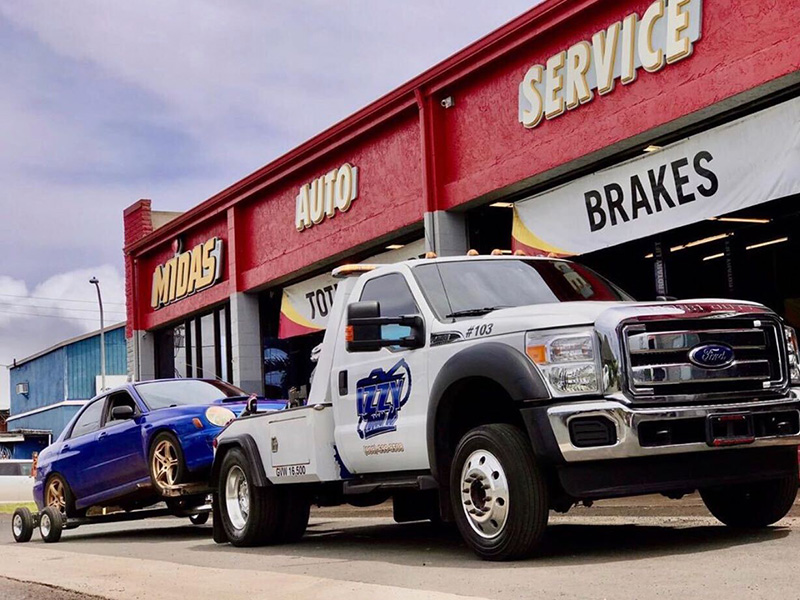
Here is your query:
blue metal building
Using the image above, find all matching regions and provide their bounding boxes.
[3,324,127,459]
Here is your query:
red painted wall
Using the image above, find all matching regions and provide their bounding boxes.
[438,0,800,209]
[125,0,800,334]
[238,115,423,291]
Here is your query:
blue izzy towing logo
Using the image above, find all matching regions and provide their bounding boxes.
[356,359,412,439]
[688,343,735,369]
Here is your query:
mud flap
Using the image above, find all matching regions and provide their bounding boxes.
[211,493,228,544]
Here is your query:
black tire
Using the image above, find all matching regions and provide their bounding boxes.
[12,507,34,543]
[149,431,187,495]
[217,447,282,547]
[190,512,210,525]
[44,473,79,518]
[450,424,549,561]
[700,470,799,528]
[276,487,310,543]
[39,507,63,543]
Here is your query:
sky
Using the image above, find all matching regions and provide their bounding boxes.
[0,1,540,408]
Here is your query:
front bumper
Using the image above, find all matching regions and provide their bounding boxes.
[547,392,800,462]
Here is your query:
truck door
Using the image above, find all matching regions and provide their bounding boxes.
[332,270,430,474]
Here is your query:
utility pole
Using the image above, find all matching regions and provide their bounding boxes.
[89,277,106,392]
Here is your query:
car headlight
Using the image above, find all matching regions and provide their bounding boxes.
[205,406,236,427]
[525,328,600,396]
[785,326,800,385]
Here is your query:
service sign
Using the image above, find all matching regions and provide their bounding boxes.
[518,0,702,129]
[512,96,800,256]
[295,163,358,231]
[151,237,224,309]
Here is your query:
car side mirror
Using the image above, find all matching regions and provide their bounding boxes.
[111,405,135,420]
[346,301,425,352]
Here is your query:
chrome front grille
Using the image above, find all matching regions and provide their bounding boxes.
[622,317,787,401]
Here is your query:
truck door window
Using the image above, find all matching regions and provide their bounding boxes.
[359,274,420,342]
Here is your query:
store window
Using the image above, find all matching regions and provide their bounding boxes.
[154,304,232,382]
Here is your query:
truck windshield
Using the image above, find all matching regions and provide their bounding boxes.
[413,259,632,319]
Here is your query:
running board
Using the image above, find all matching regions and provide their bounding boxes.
[343,474,437,496]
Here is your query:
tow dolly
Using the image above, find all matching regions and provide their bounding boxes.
[11,482,212,544]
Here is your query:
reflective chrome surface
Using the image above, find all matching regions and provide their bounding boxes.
[547,393,800,462]
[594,302,789,405]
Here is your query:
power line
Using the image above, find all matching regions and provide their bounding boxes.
[0,292,126,306]
[0,301,126,315]
[0,308,126,323]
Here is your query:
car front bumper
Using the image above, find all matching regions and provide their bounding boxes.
[546,392,800,462]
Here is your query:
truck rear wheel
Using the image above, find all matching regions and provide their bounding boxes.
[450,424,549,561]
[700,471,798,528]
[218,447,282,546]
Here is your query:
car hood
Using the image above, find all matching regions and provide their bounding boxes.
[433,298,770,337]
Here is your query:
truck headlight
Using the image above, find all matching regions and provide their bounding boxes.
[205,406,235,427]
[526,328,600,396]
[785,326,800,385]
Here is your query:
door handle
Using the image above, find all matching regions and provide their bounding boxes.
[62,444,71,451]
[98,432,108,441]
[338,370,348,395]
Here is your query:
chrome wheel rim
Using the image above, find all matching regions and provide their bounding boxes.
[45,479,66,514]
[12,514,23,537]
[459,449,509,539]
[40,513,51,537]
[224,466,249,531]
[152,439,179,489]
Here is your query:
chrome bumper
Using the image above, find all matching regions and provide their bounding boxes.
[547,391,800,462]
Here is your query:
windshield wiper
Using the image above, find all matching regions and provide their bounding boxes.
[445,306,509,319]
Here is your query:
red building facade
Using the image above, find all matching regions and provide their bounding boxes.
[125,0,800,395]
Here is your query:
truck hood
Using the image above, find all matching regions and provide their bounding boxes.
[433,298,770,338]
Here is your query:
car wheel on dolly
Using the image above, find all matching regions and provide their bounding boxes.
[12,507,34,543]
[45,473,78,519]
[149,432,186,495]
[218,447,282,547]
[190,512,210,525]
[39,506,63,543]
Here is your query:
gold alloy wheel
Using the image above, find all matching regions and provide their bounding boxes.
[45,478,67,514]
[151,438,180,490]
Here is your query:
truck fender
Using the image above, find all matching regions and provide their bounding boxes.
[426,342,550,478]
[210,434,270,488]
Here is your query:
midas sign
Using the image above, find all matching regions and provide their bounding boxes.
[151,238,223,310]
[295,163,358,231]
[518,0,702,129]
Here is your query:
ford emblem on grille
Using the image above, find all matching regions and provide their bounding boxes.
[688,343,735,369]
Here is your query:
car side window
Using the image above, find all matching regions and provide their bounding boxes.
[105,392,139,424]
[70,399,105,439]
[359,273,420,342]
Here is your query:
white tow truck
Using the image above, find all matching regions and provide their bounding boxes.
[210,255,800,560]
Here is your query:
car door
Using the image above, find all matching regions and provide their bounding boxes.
[93,390,148,495]
[332,268,431,474]
[57,397,107,502]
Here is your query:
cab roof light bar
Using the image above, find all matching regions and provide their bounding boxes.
[331,264,379,279]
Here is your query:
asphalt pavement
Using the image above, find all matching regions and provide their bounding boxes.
[1,496,800,599]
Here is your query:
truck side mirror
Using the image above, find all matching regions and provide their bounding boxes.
[346,301,425,352]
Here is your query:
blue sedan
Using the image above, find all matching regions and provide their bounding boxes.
[33,379,286,517]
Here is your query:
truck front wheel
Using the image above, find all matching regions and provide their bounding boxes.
[218,447,282,546]
[700,471,798,528]
[450,424,549,561]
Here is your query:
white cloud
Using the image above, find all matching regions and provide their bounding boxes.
[0,265,126,408]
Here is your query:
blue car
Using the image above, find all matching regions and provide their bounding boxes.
[33,379,286,517]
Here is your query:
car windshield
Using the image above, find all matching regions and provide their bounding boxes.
[134,380,248,410]
[413,258,633,319]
